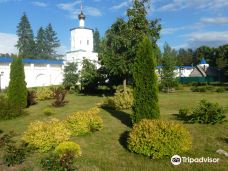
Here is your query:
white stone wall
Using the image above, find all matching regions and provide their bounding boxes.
[70,28,94,52]
[0,63,64,89]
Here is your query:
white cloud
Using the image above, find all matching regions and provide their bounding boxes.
[201,17,228,24]
[184,31,228,48]
[110,0,132,10]
[32,1,47,7]
[0,33,18,54]
[57,1,102,17]
[156,0,228,12]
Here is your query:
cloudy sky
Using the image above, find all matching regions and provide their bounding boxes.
[0,0,228,54]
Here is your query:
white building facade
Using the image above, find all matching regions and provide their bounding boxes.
[66,10,98,69]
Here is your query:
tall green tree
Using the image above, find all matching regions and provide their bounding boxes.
[35,27,47,58]
[63,62,79,90]
[195,46,216,66]
[177,48,193,66]
[80,59,98,93]
[7,56,27,110]
[132,36,160,123]
[45,23,61,59]
[160,43,177,92]
[16,13,35,58]
[93,28,100,53]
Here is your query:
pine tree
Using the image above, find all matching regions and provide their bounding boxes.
[16,13,35,58]
[45,23,60,59]
[35,27,48,59]
[132,36,160,123]
[7,56,27,110]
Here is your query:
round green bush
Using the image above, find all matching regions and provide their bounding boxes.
[127,119,192,159]
[55,141,81,157]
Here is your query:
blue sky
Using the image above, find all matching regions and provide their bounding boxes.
[0,0,228,54]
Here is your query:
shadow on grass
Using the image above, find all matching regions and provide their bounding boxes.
[119,131,130,150]
[102,107,132,127]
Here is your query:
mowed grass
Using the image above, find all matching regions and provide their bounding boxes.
[0,92,228,171]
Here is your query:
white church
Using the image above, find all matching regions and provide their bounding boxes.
[0,9,98,90]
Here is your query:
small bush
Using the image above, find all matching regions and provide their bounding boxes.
[177,108,190,120]
[189,100,225,124]
[127,119,192,159]
[3,143,27,166]
[40,152,77,171]
[43,108,55,116]
[216,87,225,93]
[65,108,103,136]
[55,141,81,157]
[27,90,37,107]
[0,96,23,120]
[0,132,15,147]
[36,87,53,101]
[104,86,133,110]
[22,118,71,152]
[52,87,67,107]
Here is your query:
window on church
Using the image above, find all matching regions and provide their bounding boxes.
[80,40,82,44]
[87,40,89,45]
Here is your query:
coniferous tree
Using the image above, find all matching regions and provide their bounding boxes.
[35,27,47,59]
[7,56,27,110]
[45,23,60,59]
[16,13,35,58]
[132,36,160,123]
[160,43,177,92]
[93,28,100,53]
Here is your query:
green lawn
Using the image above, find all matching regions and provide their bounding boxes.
[0,91,228,171]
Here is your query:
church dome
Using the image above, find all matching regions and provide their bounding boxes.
[78,11,85,20]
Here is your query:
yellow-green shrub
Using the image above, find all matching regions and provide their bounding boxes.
[65,108,103,136]
[127,119,192,159]
[55,141,82,157]
[104,86,133,110]
[22,118,71,152]
[36,87,53,101]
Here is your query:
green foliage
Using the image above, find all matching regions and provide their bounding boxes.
[22,118,71,152]
[127,119,192,159]
[3,143,27,166]
[52,87,67,107]
[177,108,190,121]
[190,100,225,124]
[55,141,82,157]
[36,87,53,101]
[43,107,55,116]
[132,36,160,123]
[104,86,133,110]
[80,59,99,93]
[93,28,100,53]
[27,90,37,107]
[40,152,77,171]
[35,27,47,59]
[7,57,27,110]
[160,43,178,92]
[216,87,225,93]
[16,13,35,58]
[0,96,22,120]
[65,108,103,136]
[191,86,216,92]
[63,62,79,90]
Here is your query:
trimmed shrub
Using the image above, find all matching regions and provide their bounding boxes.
[22,118,71,152]
[7,57,27,109]
[127,119,192,159]
[65,108,103,136]
[36,87,53,101]
[104,86,133,110]
[132,37,160,123]
[177,108,190,120]
[190,100,225,124]
[55,141,81,157]
[43,108,55,116]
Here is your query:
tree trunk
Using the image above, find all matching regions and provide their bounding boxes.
[123,78,127,93]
